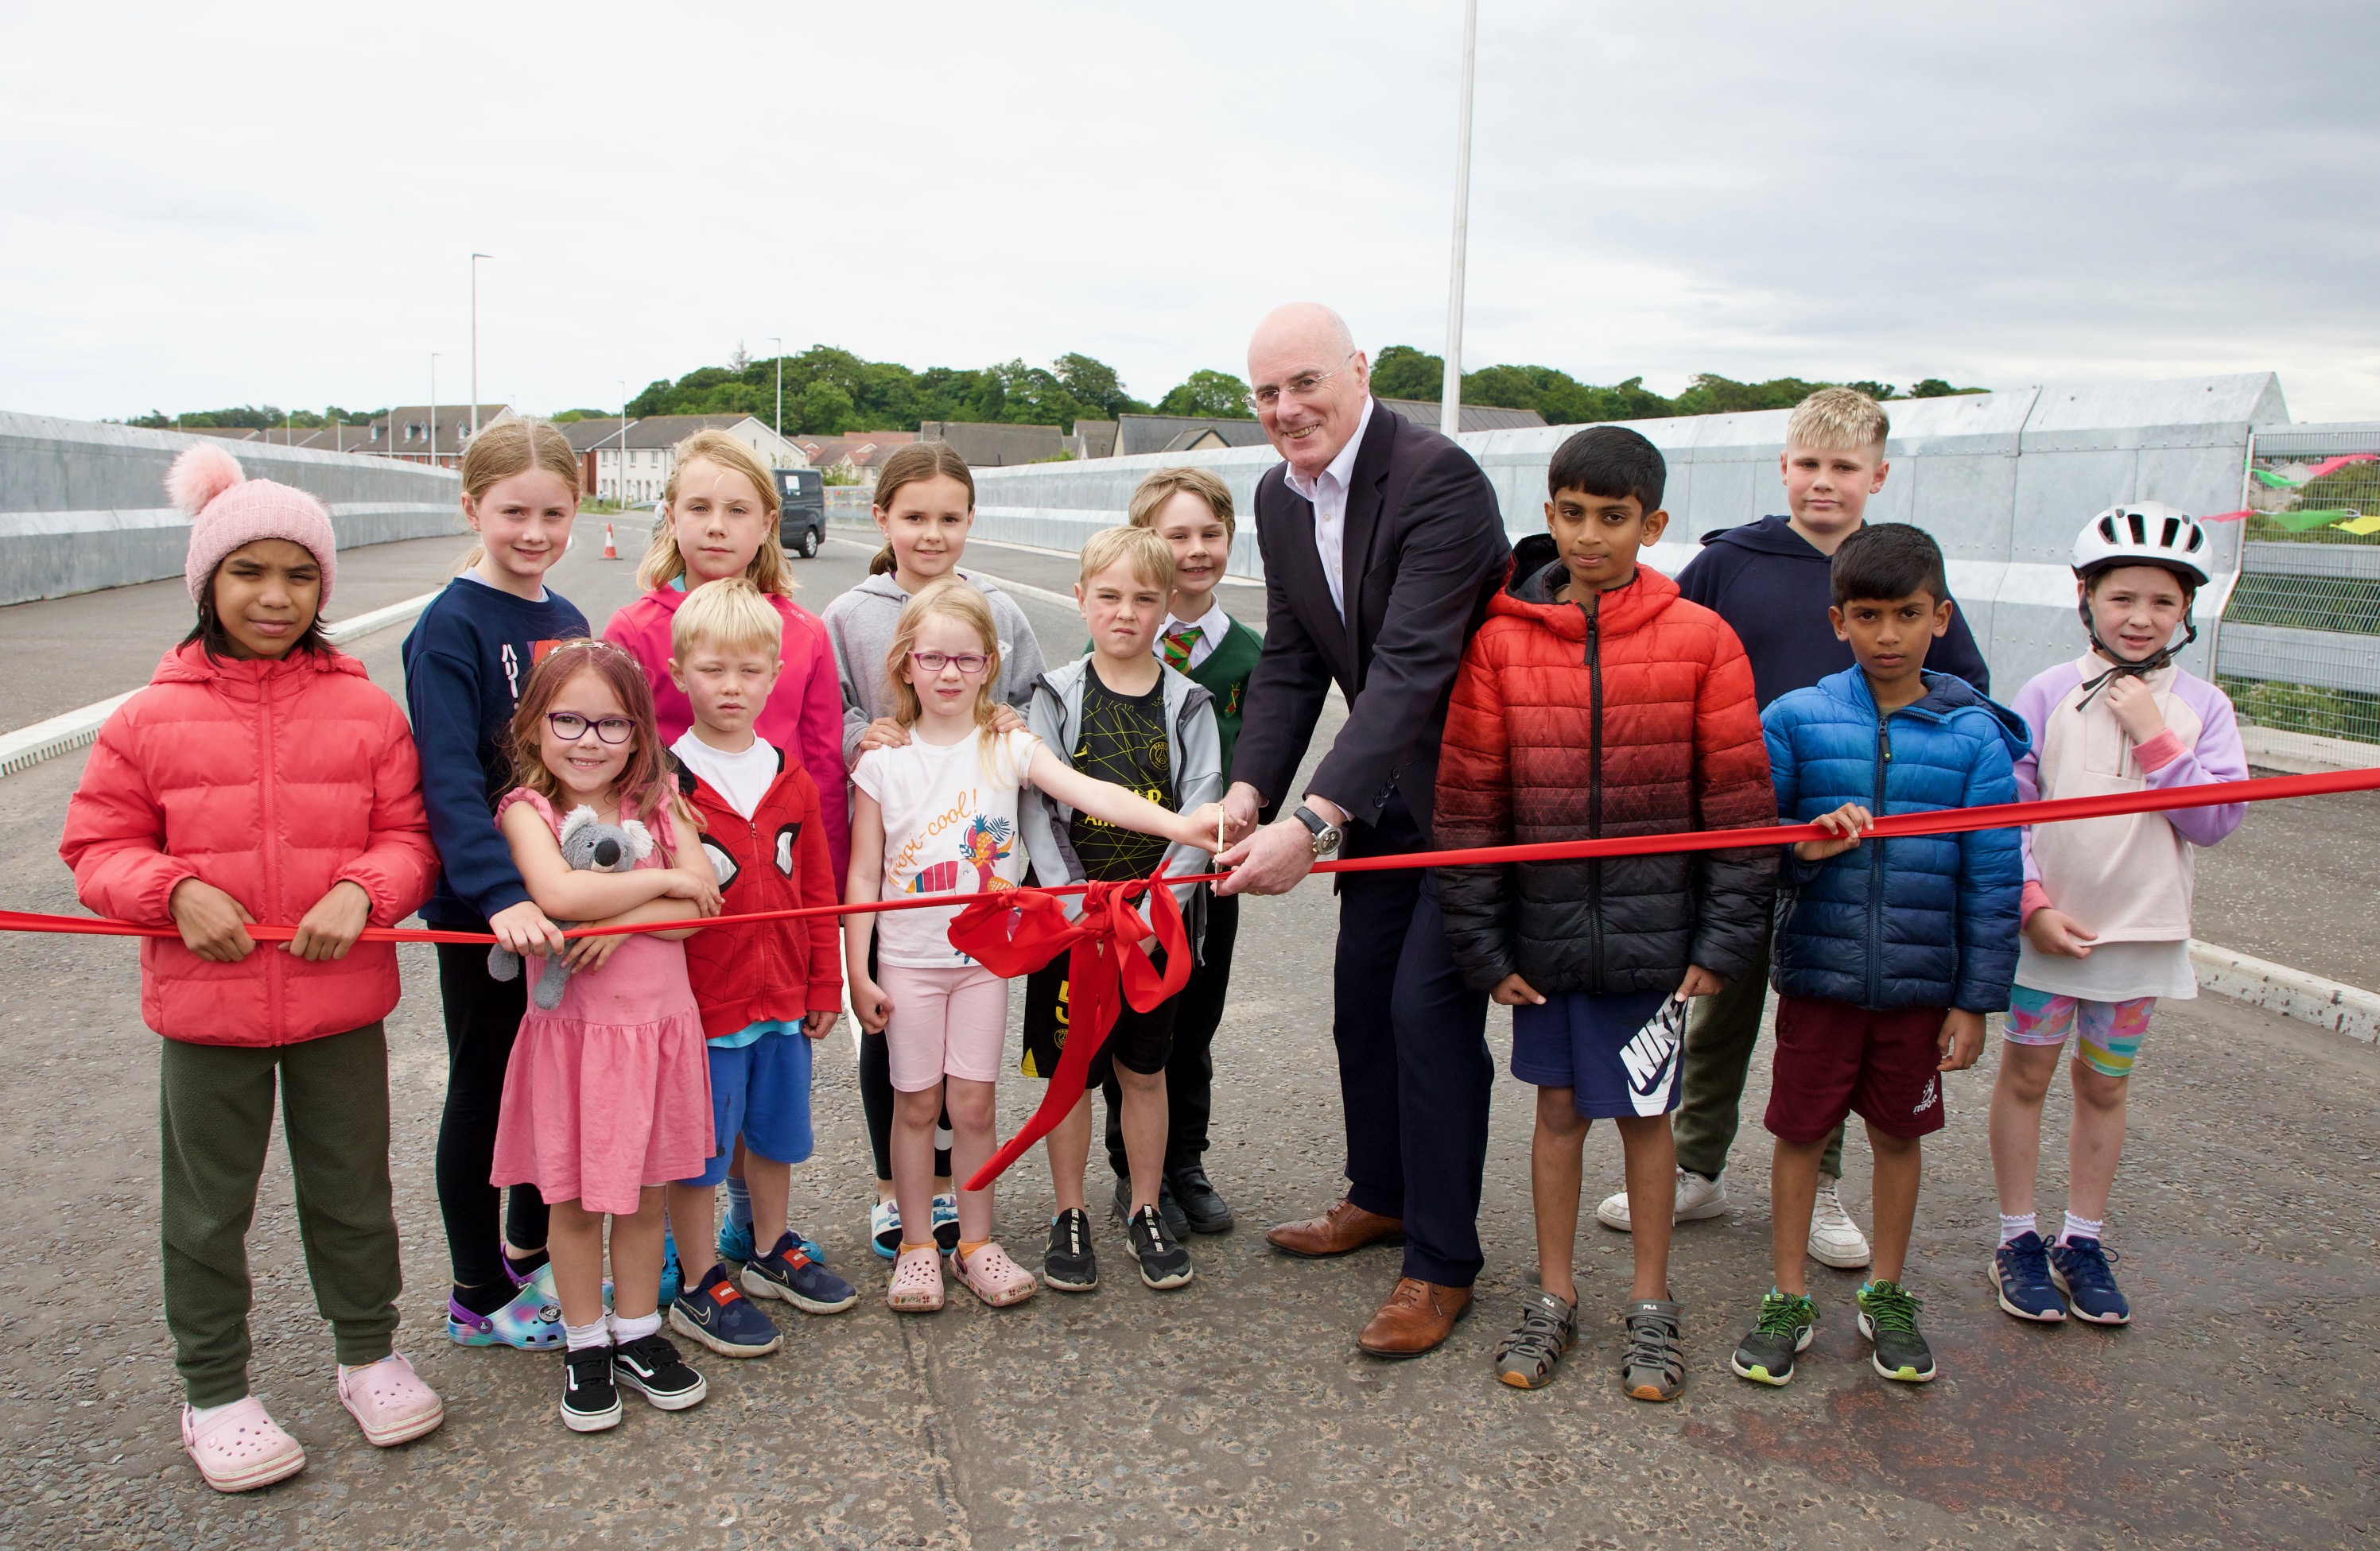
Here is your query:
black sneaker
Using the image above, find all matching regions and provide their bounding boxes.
[1166,1165,1235,1234]
[559,1345,621,1432]
[1112,1173,1190,1240]
[1730,1291,1818,1386]
[612,1332,707,1410]
[1123,1203,1194,1290]
[670,1263,783,1358]
[1043,1208,1099,1293]
[1856,1281,1937,1382]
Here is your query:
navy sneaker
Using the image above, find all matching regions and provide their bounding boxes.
[1990,1231,2067,1323]
[2048,1237,2131,1325]
[670,1262,783,1357]
[741,1231,859,1314]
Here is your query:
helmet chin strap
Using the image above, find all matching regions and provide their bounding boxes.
[2075,591,2198,707]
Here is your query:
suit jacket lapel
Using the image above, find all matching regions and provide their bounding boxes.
[1336,401,1398,676]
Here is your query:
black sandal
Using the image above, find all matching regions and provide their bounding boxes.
[1493,1289,1576,1390]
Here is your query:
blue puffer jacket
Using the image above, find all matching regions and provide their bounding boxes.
[1763,667,2029,1012]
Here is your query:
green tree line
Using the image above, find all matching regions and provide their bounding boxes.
[125,405,388,430]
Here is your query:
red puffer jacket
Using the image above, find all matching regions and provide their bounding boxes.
[60,643,439,1046]
[1435,537,1778,995]
[676,745,843,1040]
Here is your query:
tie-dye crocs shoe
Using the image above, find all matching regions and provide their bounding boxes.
[448,1265,568,1349]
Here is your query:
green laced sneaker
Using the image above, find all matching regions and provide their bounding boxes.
[1730,1291,1818,1386]
[1856,1280,1937,1382]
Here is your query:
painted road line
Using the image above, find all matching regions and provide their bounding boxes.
[0,589,441,781]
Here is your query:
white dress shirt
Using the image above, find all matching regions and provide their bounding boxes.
[1281,397,1375,621]
[1157,597,1231,670]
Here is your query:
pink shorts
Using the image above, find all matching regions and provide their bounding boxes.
[880,963,1011,1091]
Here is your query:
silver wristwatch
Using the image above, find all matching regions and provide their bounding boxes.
[1292,804,1343,859]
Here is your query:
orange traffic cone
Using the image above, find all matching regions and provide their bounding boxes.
[602,523,619,560]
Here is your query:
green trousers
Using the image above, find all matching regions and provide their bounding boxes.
[1671,925,1847,1182]
[160,1022,402,1407]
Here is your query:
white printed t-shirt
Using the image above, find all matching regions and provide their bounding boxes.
[852,727,1040,968]
[670,731,777,820]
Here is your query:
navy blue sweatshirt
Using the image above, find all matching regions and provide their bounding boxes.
[401,576,589,930]
[1675,515,1991,710]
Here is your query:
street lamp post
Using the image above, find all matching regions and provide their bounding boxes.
[1439,0,1478,440]
[768,335,784,446]
[471,253,491,440]
[430,353,443,467]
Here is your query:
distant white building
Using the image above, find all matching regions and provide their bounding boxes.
[560,414,809,504]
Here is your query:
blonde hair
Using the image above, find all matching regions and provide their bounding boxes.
[884,579,1003,735]
[1785,387,1890,454]
[638,429,792,596]
[671,576,783,661]
[1077,525,1175,592]
[1127,465,1236,541]
[868,441,976,577]
[456,415,580,572]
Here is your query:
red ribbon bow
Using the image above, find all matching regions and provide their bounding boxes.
[947,872,1193,1192]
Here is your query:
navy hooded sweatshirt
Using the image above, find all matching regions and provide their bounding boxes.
[1675,515,1991,711]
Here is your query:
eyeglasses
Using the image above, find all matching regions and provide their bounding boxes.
[545,711,636,744]
[1244,351,1357,413]
[909,650,992,676]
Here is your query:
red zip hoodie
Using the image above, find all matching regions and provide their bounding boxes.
[676,744,843,1040]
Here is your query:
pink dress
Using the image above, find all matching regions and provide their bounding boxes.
[489,789,712,1216]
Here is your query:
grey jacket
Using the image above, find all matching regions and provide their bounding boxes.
[1019,655,1223,956]
[821,570,1048,770]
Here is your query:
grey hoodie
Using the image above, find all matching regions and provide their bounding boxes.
[1019,654,1223,956]
[821,569,1049,770]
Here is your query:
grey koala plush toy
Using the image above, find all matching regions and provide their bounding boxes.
[488,805,656,1010]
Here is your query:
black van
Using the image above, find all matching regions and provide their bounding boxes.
[775,467,826,557]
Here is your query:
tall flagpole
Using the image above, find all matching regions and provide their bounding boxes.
[1439,0,1478,439]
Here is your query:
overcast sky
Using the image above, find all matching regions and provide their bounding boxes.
[3,0,2374,424]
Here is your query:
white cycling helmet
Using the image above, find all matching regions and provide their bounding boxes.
[2071,502,2213,587]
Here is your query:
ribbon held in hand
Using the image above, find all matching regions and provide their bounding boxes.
[948,873,1193,1192]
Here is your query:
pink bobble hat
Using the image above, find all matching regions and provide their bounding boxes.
[169,442,340,607]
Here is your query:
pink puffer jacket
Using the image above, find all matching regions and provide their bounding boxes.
[60,643,440,1047]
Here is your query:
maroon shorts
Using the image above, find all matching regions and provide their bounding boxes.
[1765,996,1948,1143]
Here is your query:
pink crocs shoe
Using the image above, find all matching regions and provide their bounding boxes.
[950,1240,1038,1308]
[337,1352,445,1447]
[181,1397,306,1493]
[887,1244,944,1313]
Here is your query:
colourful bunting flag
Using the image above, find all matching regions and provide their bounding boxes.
[2252,452,2377,489]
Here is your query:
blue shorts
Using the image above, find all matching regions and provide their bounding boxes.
[680,1030,815,1186]
[1511,988,1677,1119]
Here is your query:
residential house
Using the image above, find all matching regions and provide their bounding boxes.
[794,430,915,489]
[363,405,514,467]
[178,423,390,455]
[1110,415,1275,457]
[918,420,1065,467]
[1378,398,1547,432]
[568,413,809,505]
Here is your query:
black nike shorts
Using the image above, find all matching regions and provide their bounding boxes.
[1020,949,1177,1088]
[1510,988,1677,1119]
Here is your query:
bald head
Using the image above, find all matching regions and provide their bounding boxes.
[1247,303,1371,479]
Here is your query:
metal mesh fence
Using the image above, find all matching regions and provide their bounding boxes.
[2215,431,2380,753]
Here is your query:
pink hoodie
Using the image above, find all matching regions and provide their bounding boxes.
[604,586,850,883]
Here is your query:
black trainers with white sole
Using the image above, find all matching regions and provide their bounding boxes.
[1124,1203,1194,1290]
[559,1346,622,1432]
[612,1332,707,1410]
[1044,1207,1099,1293]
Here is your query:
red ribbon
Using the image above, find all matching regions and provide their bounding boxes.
[944,876,1194,1192]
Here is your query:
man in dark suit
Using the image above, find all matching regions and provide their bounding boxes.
[1215,302,1512,1355]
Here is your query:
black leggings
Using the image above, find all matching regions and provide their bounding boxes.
[434,943,549,1291]
[858,934,952,1181]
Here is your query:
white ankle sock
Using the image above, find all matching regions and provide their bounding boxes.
[611,1310,662,1344]
[1999,1212,2037,1246]
[563,1319,611,1352]
[186,1397,246,1427]
[2061,1211,2104,1245]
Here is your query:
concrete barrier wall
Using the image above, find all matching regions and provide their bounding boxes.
[964,373,2288,699]
[0,413,466,606]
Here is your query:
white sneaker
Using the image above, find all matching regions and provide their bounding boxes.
[1807,1174,1873,1269]
[1595,1168,1728,1231]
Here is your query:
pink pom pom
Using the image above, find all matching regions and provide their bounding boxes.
[166,443,244,516]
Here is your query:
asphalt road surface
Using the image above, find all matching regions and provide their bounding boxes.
[0,530,2374,1549]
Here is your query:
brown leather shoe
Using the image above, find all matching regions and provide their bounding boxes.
[1265,1198,1405,1258]
[1357,1278,1472,1357]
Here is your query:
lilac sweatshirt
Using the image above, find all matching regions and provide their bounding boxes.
[2011,655,2246,941]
